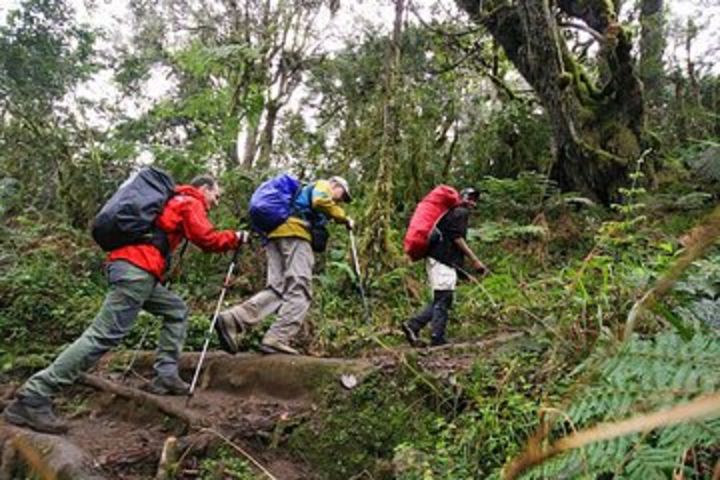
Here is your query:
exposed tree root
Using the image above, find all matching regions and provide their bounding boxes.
[101,444,157,469]
[0,345,506,479]
[79,373,204,428]
[99,352,375,401]
[423,331,525,353]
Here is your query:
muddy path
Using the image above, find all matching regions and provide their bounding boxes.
[0,331,523,479]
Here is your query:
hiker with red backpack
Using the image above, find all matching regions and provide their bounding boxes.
[2,171,249,434]
[402,186,487,347]
[215,174,353,355]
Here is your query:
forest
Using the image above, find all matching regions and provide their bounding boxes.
[0,0,719,478]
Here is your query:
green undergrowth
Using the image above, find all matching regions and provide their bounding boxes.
[310,203,697,361]
[287,327,719,479]
[288,338,560,479]
[0,215,105,367]
[199,445,260,480]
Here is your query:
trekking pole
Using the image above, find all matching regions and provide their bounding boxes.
[349,230,371,323]
[122,240,190,381]
[186,245,242,405]
[456,266,496,308]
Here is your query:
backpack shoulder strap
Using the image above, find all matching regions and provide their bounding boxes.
[291,184,318,222]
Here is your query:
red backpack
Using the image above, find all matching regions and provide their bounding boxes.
[403,185,461,261]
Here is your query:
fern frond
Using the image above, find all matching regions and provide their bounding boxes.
[509,332,720,480]
[507,392,720,480]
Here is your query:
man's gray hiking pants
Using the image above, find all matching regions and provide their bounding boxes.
[220,237,314,343]
[19,261,189,400]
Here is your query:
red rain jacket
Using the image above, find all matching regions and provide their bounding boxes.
[108,185,238,280]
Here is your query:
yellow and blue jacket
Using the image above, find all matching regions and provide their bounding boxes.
[268,179,348,242]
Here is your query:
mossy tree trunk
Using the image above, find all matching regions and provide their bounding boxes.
[639,0,666,108]
[361,0,404,272]
[456,0,645,204]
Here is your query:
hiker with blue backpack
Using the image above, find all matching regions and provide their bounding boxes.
[2,171,250,434]
[215,174,353,355]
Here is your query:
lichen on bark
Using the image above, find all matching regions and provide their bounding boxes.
[455,0,647,203]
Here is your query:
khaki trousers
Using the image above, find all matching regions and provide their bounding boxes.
[221,237,314,343]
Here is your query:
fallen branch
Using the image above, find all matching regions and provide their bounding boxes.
[101,446,157,468]
[79,374,204,427]
[503,393,720,480]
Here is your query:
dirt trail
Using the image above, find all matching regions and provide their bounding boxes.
[0,352,373,479]
[0,332,523,479]
[63,381,312,479]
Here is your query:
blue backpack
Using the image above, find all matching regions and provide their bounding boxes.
[249,173,302,233]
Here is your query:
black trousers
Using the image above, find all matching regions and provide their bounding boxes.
[407,290,454,342]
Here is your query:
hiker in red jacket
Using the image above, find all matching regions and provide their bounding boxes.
[3,174,248,434]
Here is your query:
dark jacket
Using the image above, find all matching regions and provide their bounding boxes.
[427,206,470,269]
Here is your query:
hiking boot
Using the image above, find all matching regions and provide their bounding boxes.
[215,312,243,354]
[142,375,190,396]
[430,336,448,347]
[2,396,69,434]
[260,335,300,355]
[401,322,420,347]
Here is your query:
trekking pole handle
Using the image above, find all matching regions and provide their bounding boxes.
[223,245,242,287]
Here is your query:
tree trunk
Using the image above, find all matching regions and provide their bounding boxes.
[639,0,665,107]
[241,122,260,169]
[672,75,688,142]
[256,100,280,170]
[684,20,701,109]
[361,0,404,272]
[456,0,645,204]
